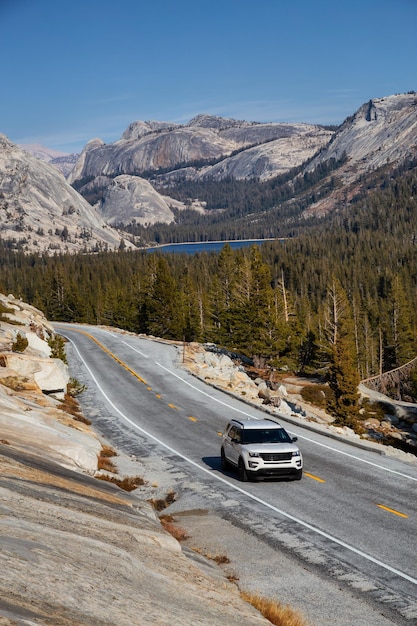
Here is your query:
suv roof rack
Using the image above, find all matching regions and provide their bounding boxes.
[230,419,245,427]
[230,417,282,429]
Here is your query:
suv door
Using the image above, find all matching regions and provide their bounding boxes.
[224,424,242,466]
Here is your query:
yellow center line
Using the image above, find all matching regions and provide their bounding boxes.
[76,330,148,385]
[155,393,162,399]
[217,431,223,437]
[168,403,179,410]
[304,472,326,483]
[188,416,198,422]
[377,504,408,518]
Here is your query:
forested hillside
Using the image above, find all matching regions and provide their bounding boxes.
[122,155,347,244]
[1,158,417,425]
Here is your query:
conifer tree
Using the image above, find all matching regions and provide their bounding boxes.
[324,279,360,425]
[210,244,240,346]
[137,255,182,339]
[390,275,415,366]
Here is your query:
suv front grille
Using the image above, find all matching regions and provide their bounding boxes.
[260,452,292,462]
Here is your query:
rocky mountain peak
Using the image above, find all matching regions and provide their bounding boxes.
[309,92,417,172]
[121,120,179,142]
[187,114,247,130]
[84,137,106,151]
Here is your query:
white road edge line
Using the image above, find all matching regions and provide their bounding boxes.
[155,362,417,483]
[68,336,417,587]
[122,341,149,359]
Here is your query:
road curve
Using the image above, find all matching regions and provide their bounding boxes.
[55,323,417,625]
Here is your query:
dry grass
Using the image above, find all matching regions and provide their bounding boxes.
[97,445,118,473]
[58,393,91,425]
[240,592,310,626]
[189,545,238,583]
[149,489,177,512]
[226,572,239,583]
[95,474,145,492]
[159,515,189,542]
[191,545,230,565]
[212,553,230,565]
[97,456,117,472]
[100,444,118,458]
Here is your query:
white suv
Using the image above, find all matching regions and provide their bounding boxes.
[221,418,303,481]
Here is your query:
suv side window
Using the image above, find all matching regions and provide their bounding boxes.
[228,425,241,442]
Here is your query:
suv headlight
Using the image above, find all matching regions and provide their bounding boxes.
[248,452,260,457]
[292,450,301,457]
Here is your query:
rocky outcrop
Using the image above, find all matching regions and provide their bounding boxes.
[152,125,333,186]
[0,293,100,471]
[68,126,238,185]
[0,135,135,254]
[184,346,297,418]
[97,174,200,226]
[0,294,66,396]
[308,94,417,172]
[302,93,417,218]
[0,295,66,398]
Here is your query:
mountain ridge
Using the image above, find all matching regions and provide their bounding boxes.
[2,91,417,252]
[0,135,134,254]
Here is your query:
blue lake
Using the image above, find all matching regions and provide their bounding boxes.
[145,239,281,254]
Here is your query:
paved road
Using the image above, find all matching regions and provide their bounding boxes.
[55,323,417,624]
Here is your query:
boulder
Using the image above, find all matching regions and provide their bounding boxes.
[34,358,69,397]
[2,354,69,398]
[15,329,51,357]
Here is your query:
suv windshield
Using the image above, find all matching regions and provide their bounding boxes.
[241,428,292,445]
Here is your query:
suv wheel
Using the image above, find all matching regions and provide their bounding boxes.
[238,457,249,482]
[220,447,230,471]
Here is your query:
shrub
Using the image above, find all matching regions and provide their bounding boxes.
[0,302,14,323]
[48,335,68,364]
[67,377,87,397]
[12,332,28,353]
[360,398,387,421]
[300,384,329,408]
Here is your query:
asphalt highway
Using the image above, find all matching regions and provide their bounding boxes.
[54,323,417,623]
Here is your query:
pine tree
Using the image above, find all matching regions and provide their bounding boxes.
[390,275,415,366]
[324,279,360,426]
[138,255,182,339]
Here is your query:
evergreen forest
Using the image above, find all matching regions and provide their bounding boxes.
[1,159,417,427]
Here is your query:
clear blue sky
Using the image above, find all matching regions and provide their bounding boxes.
[1,0,416,153]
